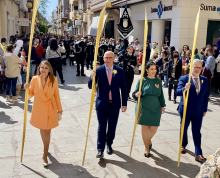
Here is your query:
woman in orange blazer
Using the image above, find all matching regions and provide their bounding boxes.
[24,60,62,167]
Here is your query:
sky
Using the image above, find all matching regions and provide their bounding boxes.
[46,0,58,22]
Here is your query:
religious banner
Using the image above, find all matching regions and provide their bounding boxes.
[118,8,134,39]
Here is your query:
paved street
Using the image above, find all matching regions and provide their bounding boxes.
[0,63,220,178]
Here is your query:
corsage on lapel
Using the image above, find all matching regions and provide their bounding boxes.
[201,80,203,84]
[155,84,159,88]
[113,69,117,77]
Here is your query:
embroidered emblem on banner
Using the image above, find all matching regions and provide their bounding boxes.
[118,8,134,39]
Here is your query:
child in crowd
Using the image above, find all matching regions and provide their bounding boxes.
[0,55,6,93]
[69,46,75,66]
[162,57,169,87]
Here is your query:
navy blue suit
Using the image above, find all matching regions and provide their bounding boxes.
[176,74,209,155]
[88,65,127,152]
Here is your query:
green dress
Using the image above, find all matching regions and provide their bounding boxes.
[132,77,166,126]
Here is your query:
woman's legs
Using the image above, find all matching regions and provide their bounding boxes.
[6,77,12,95]
[141,126,150,153]
[168,83,173,98]
[11,77,17,96]
[141,125,158,153]
[149,126,158,141]
[40,129,51,163]
[173,84,178,100]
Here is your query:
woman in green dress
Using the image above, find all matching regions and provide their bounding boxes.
[132,61,166,157]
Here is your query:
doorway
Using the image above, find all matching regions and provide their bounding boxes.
[105,20,114,39]
[206,20,220,46]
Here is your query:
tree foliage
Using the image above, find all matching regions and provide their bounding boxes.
[38,0,50,23]
[38,22,48,34]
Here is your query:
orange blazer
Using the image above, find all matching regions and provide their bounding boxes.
[29,76,62,130]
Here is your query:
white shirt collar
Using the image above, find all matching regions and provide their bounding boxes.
[104,64,114,70]
[192,74,199,79]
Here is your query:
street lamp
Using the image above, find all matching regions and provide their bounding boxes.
[26,2,32,8]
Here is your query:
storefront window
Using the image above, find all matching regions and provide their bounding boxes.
[206,20,220,46]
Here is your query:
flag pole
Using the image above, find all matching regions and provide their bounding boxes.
[82,0,112,166]
[21,0,41,162]
[129,7,148,158]
[177,8,200,167]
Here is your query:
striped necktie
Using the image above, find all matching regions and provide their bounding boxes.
[194,78,199,94]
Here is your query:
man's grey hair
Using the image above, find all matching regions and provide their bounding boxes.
[193,59,203,66]
[35,38,39,43]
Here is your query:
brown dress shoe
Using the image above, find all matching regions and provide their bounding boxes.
[195,155,207,164]
[181,147,187,154]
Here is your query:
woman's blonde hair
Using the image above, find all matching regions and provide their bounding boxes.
[37,60,55,87]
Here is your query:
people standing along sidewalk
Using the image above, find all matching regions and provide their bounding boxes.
[168,51,182,104]
[215,54,220,94]
[34,38,44,70]
[46,39,65,84]
[204,48,216,94]
[24,61,62,167]
[120,46,137,100]
[4,45,24,102]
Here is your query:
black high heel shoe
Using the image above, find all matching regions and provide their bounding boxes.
[144,153,151,158]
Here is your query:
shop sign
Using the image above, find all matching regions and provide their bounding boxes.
[151,1,172,19]
[15,18,29,26]
[200,4,220,14]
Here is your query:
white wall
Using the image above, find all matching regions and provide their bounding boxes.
[130,0,220,53]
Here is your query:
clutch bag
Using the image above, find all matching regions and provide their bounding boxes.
[58,113,62,121]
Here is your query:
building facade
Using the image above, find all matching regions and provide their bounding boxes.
[88,0,220,52]
[0,0,30,40]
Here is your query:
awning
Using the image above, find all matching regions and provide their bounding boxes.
[88,15,100,37]
[88,13,108,37]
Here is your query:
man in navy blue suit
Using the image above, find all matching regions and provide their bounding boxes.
[176,59,209,164]
[88,51,127,158]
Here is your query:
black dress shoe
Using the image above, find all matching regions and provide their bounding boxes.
[168,97,171,101]
[96,152,104,158]
[107,146,113,155]
[81,73,86,76]
[61,80,65,85]
[173,99,177,104]
[76,73,80,76]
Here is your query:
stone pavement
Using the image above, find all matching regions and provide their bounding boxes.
[0,63,220,178]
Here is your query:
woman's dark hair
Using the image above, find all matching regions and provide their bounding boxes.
[12,37,16,42]
[128,45,135,55]
[143,62,157,77]
[6,45,14,53]
[162,50,168,56]
[1,38,6,43]
[153,54,158,59]
[170,46,176,59]
[163,57,169,62]
[182,45,189,51]
[173,50,179,57]
[50,39,58,51]
[195,48,198,54]
[9,35,14,41]
[201,47,206,51]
